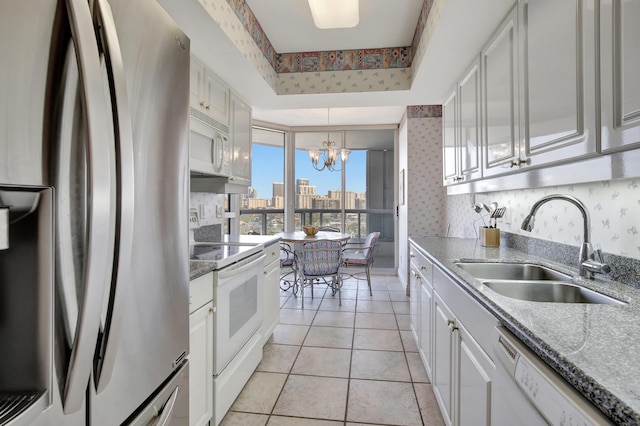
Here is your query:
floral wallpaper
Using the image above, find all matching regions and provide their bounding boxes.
[406,116,446,237]
[407,105,442,118]
[275,68,412,95]
[446,178,640,260]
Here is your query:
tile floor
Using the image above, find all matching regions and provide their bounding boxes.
[220,274,446,426]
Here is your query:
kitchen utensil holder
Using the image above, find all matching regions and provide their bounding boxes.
[480,227,500,247]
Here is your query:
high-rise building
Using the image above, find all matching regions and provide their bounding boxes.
[248,187,258,198]
[272,195,284,209]
[273,182,284,197]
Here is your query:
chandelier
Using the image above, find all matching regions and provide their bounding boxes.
[308,109,350,172]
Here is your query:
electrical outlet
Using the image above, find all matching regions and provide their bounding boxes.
[199,204,206,219]
[215,205,223,218]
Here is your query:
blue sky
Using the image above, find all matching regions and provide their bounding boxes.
[251,144,366,198]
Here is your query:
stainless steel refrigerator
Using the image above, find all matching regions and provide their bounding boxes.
[0,0,190,424]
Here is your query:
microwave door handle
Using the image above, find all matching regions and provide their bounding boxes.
[92,0,136,394]
[62,0,113,413]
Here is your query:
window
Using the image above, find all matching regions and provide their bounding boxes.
[239,127,285,235]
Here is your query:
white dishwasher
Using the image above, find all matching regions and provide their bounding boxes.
[492,326,612,426]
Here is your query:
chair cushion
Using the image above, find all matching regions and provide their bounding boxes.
[343,252,368,265]
[280,251,294,267]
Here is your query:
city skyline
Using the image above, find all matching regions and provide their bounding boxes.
[251,144,367,200]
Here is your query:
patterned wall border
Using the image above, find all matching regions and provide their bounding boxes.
[224,0,432,73]
[407,105,442,118]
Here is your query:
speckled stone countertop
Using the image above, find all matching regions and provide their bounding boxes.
[409,236,640,426]
[189,235,281,280]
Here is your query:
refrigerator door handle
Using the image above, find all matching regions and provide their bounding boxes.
[62,0,113,413]
[92,0,136,394]
[155,385,180,426]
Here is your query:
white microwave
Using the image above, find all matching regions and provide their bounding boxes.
[190,117,231,177]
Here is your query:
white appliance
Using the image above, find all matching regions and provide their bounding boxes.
[492,326,611,426]
[0,0,190,424]
[190,117,231,178]
[190,242,265,425]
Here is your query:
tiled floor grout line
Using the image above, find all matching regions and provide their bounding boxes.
[227,276,431,425]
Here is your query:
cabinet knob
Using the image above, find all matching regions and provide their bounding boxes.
[447,319,458,332]
[209,306,216,314]
[205,104,210,110]
[421,266,427,271]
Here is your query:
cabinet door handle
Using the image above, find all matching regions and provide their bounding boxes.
[209,306,215,314]
[510,158,530,168]
[447,319,458,332]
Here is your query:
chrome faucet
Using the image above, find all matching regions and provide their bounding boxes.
[521,194,611,279]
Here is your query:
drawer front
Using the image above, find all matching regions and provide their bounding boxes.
[265,242,280,268]
[410,244,433,284]
[190,272,213,313]
[434,266,497,356]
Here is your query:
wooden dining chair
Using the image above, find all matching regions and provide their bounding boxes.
[342,231,380,295]
[296,239,343,307]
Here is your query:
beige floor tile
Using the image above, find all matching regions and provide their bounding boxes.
[257,344,300,373]
[357,289,390,301]
[312,311,355,328]
[291,346,352,378]
[282,296,322,310]
[400,330,419,352]
[350,350,411,382]
[354,312,398,330]
[355,300,394,314]
[273,375,348,421]
[414,383,446,425]
[220,411,269,426]
[392,300,410,314]
[230,372,287,414]
[304,326,354,349]
[406,352,429,383]
[278,308,316,325]
[269,324,309,346]
[387,280,407,293]
[395,313,411,330]
[347,379,422,425]
[268,416,342,425]
[352,329,403,351]
[318,297,357,312]
[335,288,358,299]
[389,291,409,302]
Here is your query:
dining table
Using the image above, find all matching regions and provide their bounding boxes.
[278,231,351,245]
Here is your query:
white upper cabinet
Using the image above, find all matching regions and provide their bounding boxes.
[443,89,460,185]
[443,57,483,186]
[600,0,640,152]
[190,56,230,128]
[459,58,483,182]
[482,6,521,177]
[230,93,252,186]
[517,0,597,168]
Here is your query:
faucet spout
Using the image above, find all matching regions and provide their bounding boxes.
[520,194,608,279]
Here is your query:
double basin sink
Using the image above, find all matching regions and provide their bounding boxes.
[454,262,624,305]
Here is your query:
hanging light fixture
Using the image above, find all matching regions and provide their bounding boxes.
[308,109,350,172]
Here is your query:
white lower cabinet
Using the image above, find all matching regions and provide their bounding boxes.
[260,242,280,345]
[189,273,214,426]
[433,291,494,426]
[410,242,497,426]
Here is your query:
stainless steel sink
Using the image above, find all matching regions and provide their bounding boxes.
[455,262,572,282]
[481,280,625,305]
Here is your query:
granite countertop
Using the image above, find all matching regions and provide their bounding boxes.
[189,234,282,280]
[409,236,640,426]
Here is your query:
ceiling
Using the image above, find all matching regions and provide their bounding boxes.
[157,0,515,127]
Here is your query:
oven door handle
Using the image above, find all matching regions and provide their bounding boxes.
[217,253,266,280]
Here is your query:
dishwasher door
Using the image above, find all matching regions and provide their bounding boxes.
[492,326,611,426]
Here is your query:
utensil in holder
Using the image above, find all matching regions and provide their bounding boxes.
[480,227,500,247]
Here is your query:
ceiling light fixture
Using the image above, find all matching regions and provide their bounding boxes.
[308,109,350,172]
[308,0,359,29]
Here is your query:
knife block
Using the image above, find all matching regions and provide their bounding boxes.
[480,227,500,247]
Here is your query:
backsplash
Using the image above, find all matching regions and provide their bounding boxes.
[190,192,225,227]
[446,178,640,260]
